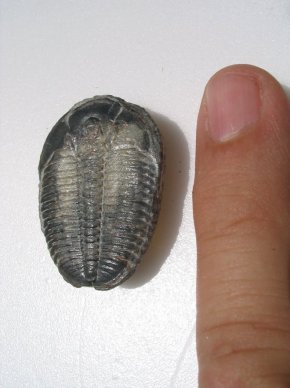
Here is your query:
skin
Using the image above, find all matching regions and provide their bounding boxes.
[193,65,290,387]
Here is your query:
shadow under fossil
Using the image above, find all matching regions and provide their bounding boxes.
[122,111,190,289]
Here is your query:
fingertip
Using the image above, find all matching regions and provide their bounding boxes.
[197,64,290,145]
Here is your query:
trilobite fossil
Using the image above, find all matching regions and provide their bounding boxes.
[39,95,163,290]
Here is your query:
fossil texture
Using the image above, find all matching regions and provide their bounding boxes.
[39,96,163,290]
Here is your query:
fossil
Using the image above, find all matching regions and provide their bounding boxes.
[39,95,163,290]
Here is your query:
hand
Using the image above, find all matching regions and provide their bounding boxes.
[193,65,290,387]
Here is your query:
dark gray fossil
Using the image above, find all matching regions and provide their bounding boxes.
[39,96,163,290]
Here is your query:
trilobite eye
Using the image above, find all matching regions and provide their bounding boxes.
[84,116,100,129]
[39,95,163,290]
[80,116,102,137]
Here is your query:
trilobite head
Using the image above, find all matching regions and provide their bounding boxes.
[39,95,163,290]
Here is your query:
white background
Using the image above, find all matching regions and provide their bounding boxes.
[1,1,289,387]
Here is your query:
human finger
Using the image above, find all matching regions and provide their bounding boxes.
[193,64,290,387]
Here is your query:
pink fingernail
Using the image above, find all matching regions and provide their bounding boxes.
[206,73,261,142]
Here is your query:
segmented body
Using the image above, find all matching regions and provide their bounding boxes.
[39,96,163,290]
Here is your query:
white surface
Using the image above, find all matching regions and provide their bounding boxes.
[0,1,289,387]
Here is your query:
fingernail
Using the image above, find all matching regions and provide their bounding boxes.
[206,73,261,142]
